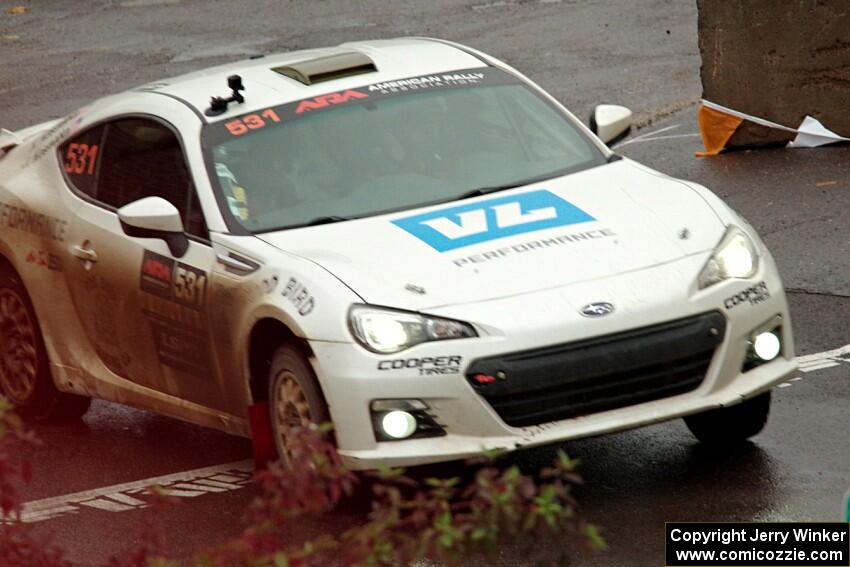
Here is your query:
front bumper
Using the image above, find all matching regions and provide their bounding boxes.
[309,254,797,470]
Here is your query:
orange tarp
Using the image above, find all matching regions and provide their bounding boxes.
[695,104,744,157]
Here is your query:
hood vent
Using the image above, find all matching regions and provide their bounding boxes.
[273,52,377,86]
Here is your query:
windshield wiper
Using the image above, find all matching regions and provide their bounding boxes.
[302,215,350,227]
[452,181,533,200]
[253,215,353,234]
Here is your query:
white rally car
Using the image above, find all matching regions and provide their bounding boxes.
[0,39,796,469]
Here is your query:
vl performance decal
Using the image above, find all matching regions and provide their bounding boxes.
[392,189,595,252]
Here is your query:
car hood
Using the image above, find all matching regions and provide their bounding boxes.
[258,160,726,310]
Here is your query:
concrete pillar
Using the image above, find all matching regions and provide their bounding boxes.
[698,0,850,147]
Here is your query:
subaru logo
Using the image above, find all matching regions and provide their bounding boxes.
[580,302,615,318]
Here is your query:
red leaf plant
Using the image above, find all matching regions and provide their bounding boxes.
[198,425,605,567]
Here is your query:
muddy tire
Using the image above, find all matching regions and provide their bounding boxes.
[267,343,330,467]
[0,264,91,421]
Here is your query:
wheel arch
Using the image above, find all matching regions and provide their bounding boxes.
[0,246,91,419]
[246,317,315,404]
[0,242,21,275]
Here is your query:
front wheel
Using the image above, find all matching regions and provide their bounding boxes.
[267,343,330,467]
[0,265,91,421]
[684,391,771,444]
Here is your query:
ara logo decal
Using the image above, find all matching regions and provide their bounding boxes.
[141,253,173,286]
[392,190,595,252]
[295,89,369,114]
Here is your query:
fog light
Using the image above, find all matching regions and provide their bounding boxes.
[753,331,781,361]
[381,410,418,439]
[370,399,446,442]
[743,320,783,372]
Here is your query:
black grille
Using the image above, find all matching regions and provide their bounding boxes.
[466,311,726,428]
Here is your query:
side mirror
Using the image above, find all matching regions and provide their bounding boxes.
[589,104,632,145]
[118,196,189,258]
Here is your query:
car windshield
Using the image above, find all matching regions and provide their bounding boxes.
[202,68,606,233]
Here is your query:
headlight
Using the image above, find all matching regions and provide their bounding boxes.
[349,305,477,354]
[698,226,759,289]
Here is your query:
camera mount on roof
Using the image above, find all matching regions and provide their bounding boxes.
[205,75,245,117]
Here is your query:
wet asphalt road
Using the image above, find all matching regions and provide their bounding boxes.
[1,1,849,565]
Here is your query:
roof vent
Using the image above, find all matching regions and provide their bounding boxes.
[273,52,377,86]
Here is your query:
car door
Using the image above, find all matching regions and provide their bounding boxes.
[59,116,224,410]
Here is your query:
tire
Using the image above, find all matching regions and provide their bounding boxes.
[684,391,771,444]
[0,264,91,421]
[267,342,330,467]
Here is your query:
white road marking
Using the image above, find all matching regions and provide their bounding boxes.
[209,473,247,483]
[79,498,140,512]
[800,361,840,372]
[193,478,244,490]
[797,343,850,373]
[161,488,208,498]
[22,505,78,523]
[14,460,252,524]
[172,482,230,493]
[102,492,147,506]
[778,342,850,389]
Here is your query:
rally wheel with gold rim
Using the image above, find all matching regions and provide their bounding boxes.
[0,264,91,421]
[267,343,330,467]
